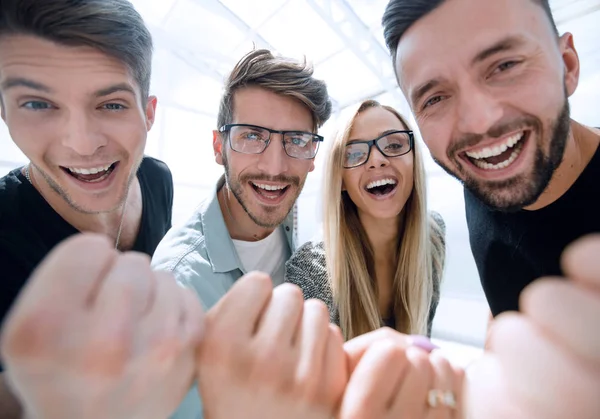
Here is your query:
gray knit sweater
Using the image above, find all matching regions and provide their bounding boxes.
[284,212,446,337]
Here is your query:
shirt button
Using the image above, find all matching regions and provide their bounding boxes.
[285,226,290,231]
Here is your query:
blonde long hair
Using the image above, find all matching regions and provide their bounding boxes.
[323,100,441,340]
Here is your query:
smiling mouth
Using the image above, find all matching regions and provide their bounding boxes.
[463,131,529,171]
[365,178,398,196]
[250,181,290,200]
[61,162,118,183]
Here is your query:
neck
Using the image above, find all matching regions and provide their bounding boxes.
[526,120,600,211]
[219,184,276,242]
[24,164,141,250]
[359,211,403,317]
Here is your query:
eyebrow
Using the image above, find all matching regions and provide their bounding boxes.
[1,77,52,93]
[348,129,404,143]
[472,35,527,65]
[410,78,442,108]
[94,83,137,98]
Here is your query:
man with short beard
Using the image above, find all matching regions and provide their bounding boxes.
[382,0,600,316]
[151,48,332,418]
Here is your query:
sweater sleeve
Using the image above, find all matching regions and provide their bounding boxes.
[284,241,337,324]
[427,211,447,336]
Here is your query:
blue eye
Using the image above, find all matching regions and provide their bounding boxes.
[22,101,52,110]
[497,61,518,72]
[423,96,443,109]
[102,103,126,111]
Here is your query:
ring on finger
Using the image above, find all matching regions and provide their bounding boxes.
[427,389,456,409]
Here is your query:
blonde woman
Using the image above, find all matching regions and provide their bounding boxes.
[285,100,445,340]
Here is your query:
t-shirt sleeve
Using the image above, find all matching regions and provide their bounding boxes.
[0,243,32,372]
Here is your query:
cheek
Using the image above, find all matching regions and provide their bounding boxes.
[342,170,363,200]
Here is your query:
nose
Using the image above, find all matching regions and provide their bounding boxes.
[455,84,504,135]
[367,145,390,169]
[60,109,107,156]
[256,134,289,176]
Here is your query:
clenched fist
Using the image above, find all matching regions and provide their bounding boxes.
[197,272,348,419]
[0,234,205,419]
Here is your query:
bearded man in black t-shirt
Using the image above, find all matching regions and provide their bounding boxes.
[0,0,173,415]
[382,0,600,316]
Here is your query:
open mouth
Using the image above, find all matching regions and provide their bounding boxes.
[61,162,119,183]
[365,178,398,197]
[250,181,290,200]
[463,131,528,171]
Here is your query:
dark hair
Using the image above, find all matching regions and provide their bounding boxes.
[382,0,559,60]
[0,0,153,99]
[217,49,332,132]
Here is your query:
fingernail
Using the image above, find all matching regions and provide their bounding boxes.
[409,335,439,352]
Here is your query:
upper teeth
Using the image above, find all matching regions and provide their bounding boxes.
[253,183,286,191]
[366,178,397,190]
[465,133,524,160]
[68,164,112,175]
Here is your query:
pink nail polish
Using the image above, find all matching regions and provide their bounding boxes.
[409,335,439,352]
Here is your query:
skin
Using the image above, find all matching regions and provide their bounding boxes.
[0,34,157,418]
[0,234,204,419]
[212,86,315,241]
[341,107,414,315]
[0,35,157,248]
[394,0,599,212]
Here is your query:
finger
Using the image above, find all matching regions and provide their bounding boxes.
[256,283,304,345]
[425,351,455,419]
[489,313,600,418]
[138,271,183,360]
[521,277,600,366]
[1,234,116,357]
[206,271,272,337]
[339,340,409,418]
[391,346,433,418]
[93,252,155,319]
[561,234,600,291]
[323,324,347,402]
[344,328,420,374]
[296,300,336,399]
[175,275,205,347]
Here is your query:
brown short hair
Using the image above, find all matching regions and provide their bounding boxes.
[0,0,153,99]
[217,49,332,132]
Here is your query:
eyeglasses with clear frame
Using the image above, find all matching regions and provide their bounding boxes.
[343,130,414,168]
[218,124,324,160]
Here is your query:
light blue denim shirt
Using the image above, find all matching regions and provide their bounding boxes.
[151,175,296,419]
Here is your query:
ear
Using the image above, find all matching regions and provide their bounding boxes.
[213,130,224,166]
[145,96,158,131]
[559,33,580,97]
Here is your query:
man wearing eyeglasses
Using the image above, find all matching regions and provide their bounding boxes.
[151,48,331,418]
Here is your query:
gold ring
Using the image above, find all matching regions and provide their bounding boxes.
[427,389,457,409]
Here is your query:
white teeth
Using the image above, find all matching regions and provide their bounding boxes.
[466,133,524,160]
[253,183,287,191]
[472,142,523,171]
[366,178,397,190]
[68,164,112,175]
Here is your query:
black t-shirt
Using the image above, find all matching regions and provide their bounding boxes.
[465,142,600,316]
[0,156,173,329]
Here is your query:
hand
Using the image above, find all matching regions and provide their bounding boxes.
[0,234,204,419]
[197,272,347,419]
[340,328,464,419]
[466,234,600,419]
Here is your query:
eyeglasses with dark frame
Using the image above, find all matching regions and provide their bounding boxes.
[343,130,414,168]
[218,124,324,160]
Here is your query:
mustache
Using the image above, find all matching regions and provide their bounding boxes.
[448,116,541,157]
[240,173,300,187]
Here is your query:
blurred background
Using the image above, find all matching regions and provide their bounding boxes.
[1,0,599,358]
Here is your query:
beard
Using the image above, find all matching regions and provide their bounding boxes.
[33,156,141,215]
[433,97,571,212]
[222,151,303,228]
